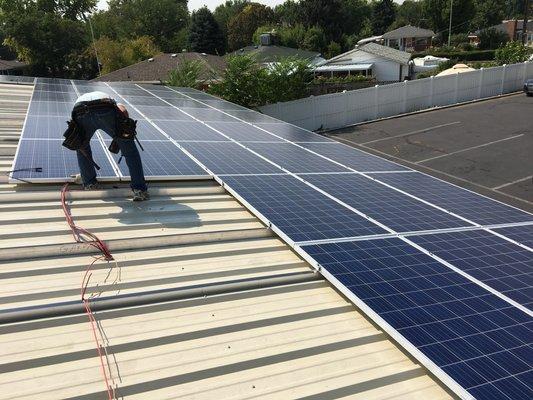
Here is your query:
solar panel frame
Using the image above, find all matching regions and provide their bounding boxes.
[253,122,334,143]
[493,225,533,248]
[151,120,230,142]
[205,122,285,142]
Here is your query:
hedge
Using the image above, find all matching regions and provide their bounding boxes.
[412,50,496,61]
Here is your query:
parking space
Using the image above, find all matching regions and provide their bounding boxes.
[328,93,533,211]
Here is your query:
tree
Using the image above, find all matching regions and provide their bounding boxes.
[423,0,475,36]
[471,0,506,31]
[0,0,94,77]
[478,28,509,50]
[94,36,160,74]
[298,0,345,41]
[372,0,397,35]
[188,7,225,55]
[213,0,249,39]
[423,0,448,34]
[495,41,532,64]
[166,59,205,88]
[96,0,189,52]
[274,0,301,26]
[260,58,312,104]
[227,3,275,51]
[339,0,373,37]
[325,41,342,59]
[303,26,327,53]
[392,0,427,29]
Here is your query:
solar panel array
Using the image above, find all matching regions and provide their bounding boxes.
[10,77,533,400]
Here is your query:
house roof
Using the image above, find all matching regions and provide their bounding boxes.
[382,25,436,40]
[230,45,323,64]
[0,59,27,71]
[0,81,454,399]
[324,42,411,66]
[93,53,227,83]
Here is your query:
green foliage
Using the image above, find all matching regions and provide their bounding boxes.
[372,0,396,35]
[95,0,188,52]
[94,36,161,75]
[274,0,300,26]
[495,41,532,65]
[209,55,312,107]
[297,0,345,40]
[166,59,205,88]
[227,3,275,51]
[325,41,342,59]
[303,26,327,53]
[313,74,371,84]
[394,0,426,28]
[188,7,225,55]
[449,34,470,47]
[471,0,506,31]
[213,0,249,47]
[478,28,509,50]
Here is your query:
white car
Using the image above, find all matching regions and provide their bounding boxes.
[524,79,533,96]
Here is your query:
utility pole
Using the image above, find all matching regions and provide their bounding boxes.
[523,0,530,45]
[448,0,454,47]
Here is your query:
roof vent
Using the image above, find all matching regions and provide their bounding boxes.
[201,52,207,56]
[260,33,272,46]
[171,53,178,58]
[148,58,154,62]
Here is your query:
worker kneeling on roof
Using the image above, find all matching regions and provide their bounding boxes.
[64,91,149,201]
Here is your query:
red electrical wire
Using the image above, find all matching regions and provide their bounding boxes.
[61,183,115,399]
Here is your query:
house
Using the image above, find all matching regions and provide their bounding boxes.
[0,59,27,75]
[230,34,324,67]
[314,42,412,82]
[93,52,227,83]
[382,25,435,52]
[475,20,533,45]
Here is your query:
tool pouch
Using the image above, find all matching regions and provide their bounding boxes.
[116,114,138,140]
[62,119,87,151]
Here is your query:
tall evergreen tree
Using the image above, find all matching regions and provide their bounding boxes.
[188,7,225,55]
[372,0,397,35]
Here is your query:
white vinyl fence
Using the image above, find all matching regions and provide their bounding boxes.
[259,62,533,131]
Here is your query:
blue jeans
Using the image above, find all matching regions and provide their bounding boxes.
[76,107,147,191]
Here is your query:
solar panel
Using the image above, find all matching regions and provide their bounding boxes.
[179,107,240,122]
[180,142,280,175]
[202,99,249,111]
[105,140,208,178]
[410,230,533,308]
[206,122,285,142]
[31,91,77,102]
[20,116,68,140]
[132,120,168,140]
[493,225,533,248]
[0,75,35,84]
[27,101,71,117]
[224,109,280,123]
[164,98,211,108]
[136,105,193,120]
[300,142,411,172]
[11,140,117,181]
[254,122,333,142]
[246,143,350,173]
[152,120,229,141]
[302,173,473,232]
[222,174,387,242]
[120,95,169,107]
[371,172,533,225]
[302,238,533,400]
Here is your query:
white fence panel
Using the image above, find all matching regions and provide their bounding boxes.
[479,66,503,98]
[405,78,432,113]
[258,61,533,131]
[346,86,377,125]
[376,82,404,119]
[432,74,457,107]
[457,69,481,103]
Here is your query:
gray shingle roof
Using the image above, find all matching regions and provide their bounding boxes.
[93,53,227,83]
[382,25,435,40]
[360,43,412,65]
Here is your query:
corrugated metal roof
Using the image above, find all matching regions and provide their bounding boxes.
[0,82,454,399]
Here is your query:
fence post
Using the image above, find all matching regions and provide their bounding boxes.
[402,80,408,113]
[429,76,434,108]
[310,95,317,130]
[343,90,350,126]
[500,64,507,95]
[523,62,528,85]
[374,85,379,120]
[477,68,484,99]
[454,73,459,103]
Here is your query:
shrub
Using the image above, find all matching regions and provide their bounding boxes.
[166,59,205,88]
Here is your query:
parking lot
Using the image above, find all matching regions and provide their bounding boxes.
[328,93,533,212]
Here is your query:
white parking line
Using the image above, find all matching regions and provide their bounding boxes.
[493,175,533,190]
[361,121,461,145]
[417,134,525,164]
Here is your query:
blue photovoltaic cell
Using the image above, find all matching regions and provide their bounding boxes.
[202,99,248,111]
[222,174,386,242]
[254,122,333,142]
[120,96,169,107]
[107,140,207,178]
[303,174,471,232]
[302,238,533,400]
[126,105,189,121]
[132,120,168,140]
[371,172,533,225]
[494,225,533,248]
[410,230,533,308]
[27,101,71,117]
[34,82,74,92]
[180,142,281,175]
[246,143,350,173]
[12,140,116,180]
[152,120,228,141]
[21,116,68,140]
[163,98,210,108]
[225,110,280,123]
[32,91,77,103]
[206,122,284,142]
[300,142,411,172]
[179,107,240,122]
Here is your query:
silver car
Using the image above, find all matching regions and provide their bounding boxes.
[524,79,533,96]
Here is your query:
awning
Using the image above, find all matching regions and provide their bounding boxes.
[314,64,373,73]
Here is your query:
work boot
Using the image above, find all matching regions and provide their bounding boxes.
[84,182,102,191]
[132,189,150,202]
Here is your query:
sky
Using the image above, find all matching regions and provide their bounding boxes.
[97,0,403,12]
